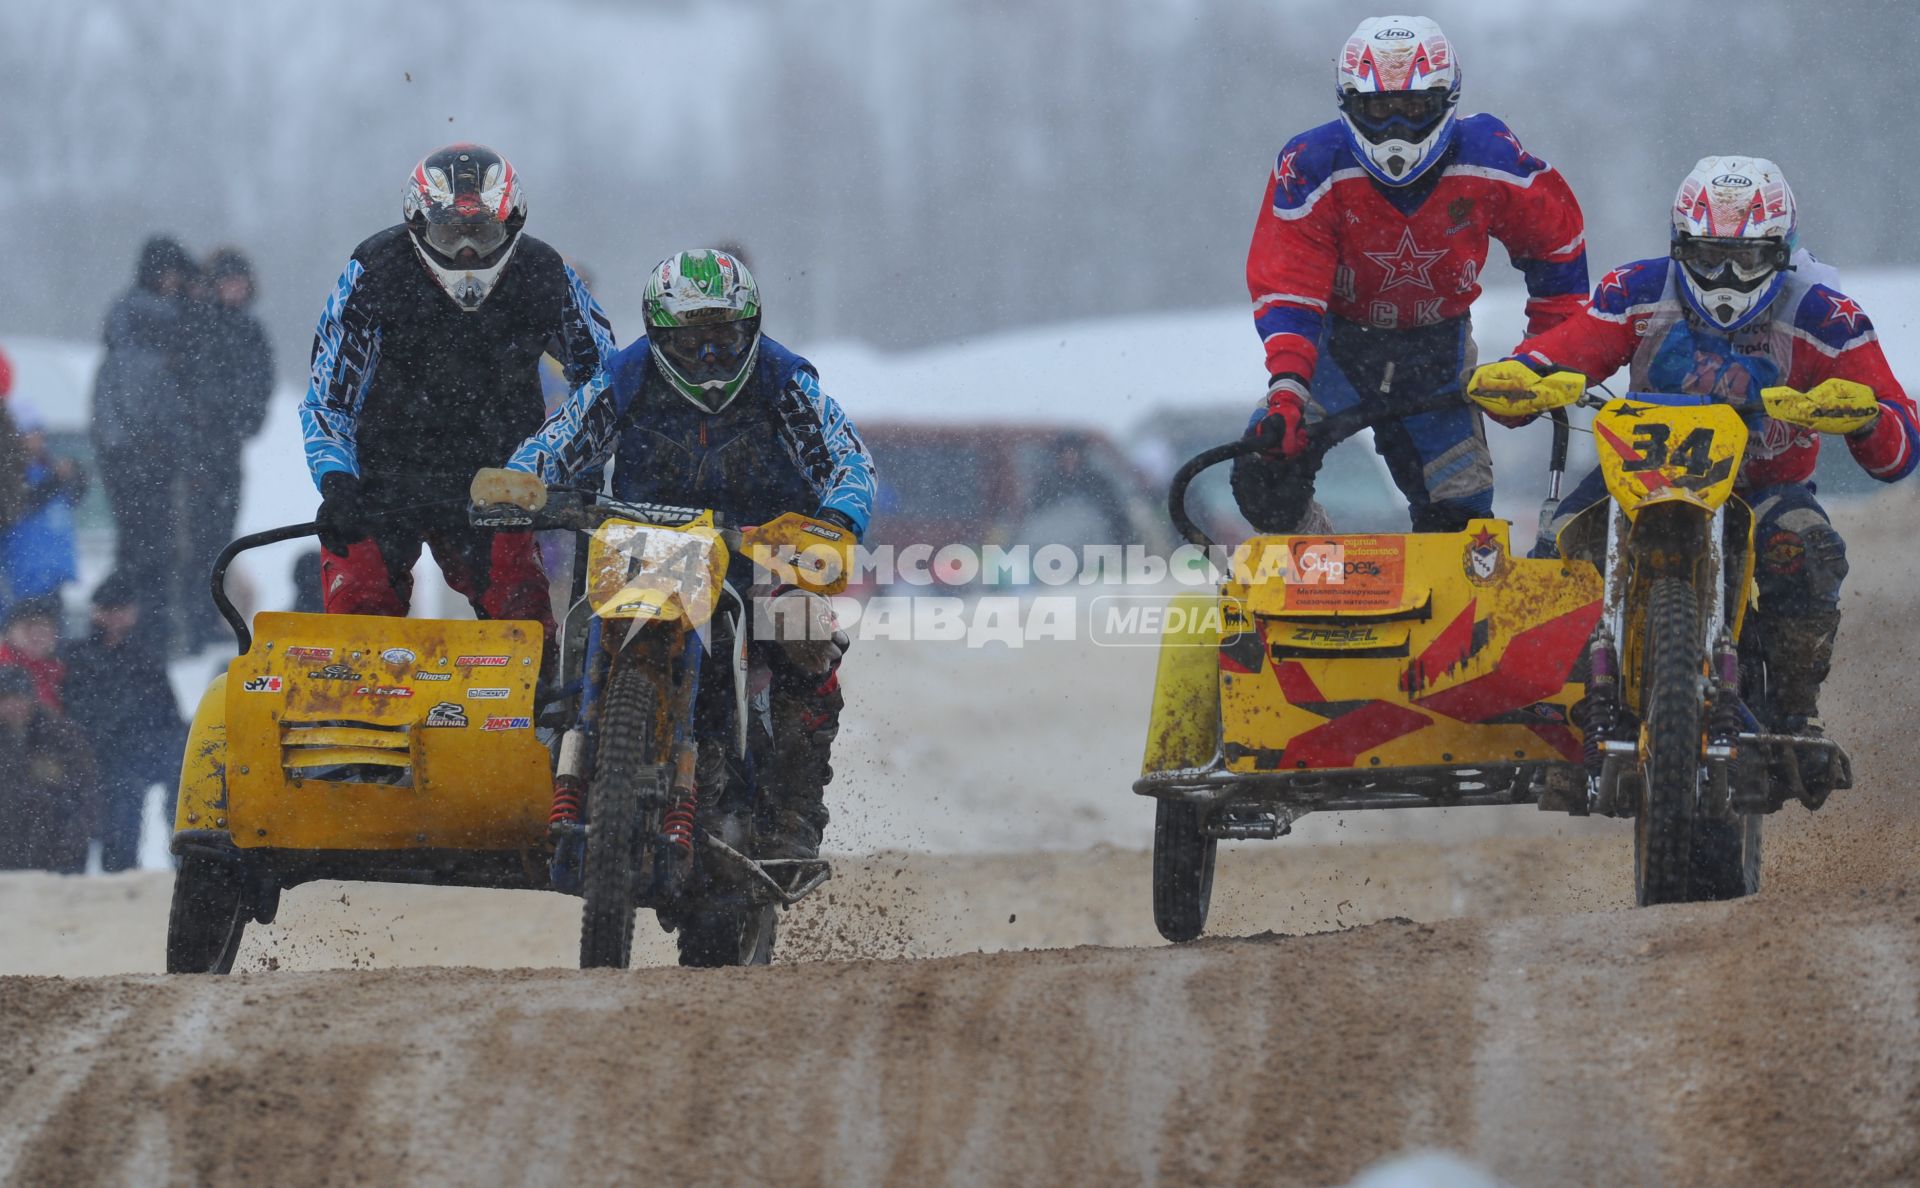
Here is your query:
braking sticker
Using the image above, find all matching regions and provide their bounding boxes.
[456,655,511,667]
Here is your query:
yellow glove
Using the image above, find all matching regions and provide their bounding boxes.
[1760,378,1880,435]
[1466,360,1586,418]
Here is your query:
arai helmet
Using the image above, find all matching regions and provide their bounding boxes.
[1670,155,1797,332]
[643,249,762,414]
[402,143,527,312]
[1335,15,1461,187]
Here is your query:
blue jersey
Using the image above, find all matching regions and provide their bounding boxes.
[507,335,876,537]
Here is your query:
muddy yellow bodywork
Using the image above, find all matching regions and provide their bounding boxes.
[1142,520,1604,777]
[1139,592,1226,774]
[174,612,550,851]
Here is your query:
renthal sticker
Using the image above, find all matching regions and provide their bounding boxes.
[467,687,510,699]
[456,654,511,667]
[286,646,334,663]
[354,685,415,698]
[241,675,283,693]
[481,715,532,731]
[412,670,452,682]
[308,664,363,681]
[424,702,468,728]
[380,647,417,666]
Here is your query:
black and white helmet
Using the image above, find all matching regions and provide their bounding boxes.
[402,143,527,311]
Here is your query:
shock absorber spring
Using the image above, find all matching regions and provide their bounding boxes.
[549,774,584,827]
[661,789,698,854]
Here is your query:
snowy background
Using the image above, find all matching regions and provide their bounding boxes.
[2,0,1915,367]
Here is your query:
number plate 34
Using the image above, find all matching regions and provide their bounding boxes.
[1594,398,1747,516]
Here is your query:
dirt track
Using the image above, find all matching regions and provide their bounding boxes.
[3,513,1919,1185]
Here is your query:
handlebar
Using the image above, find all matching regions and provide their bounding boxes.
[1168,392,1504,552]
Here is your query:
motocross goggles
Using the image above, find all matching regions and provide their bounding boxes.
[1671,235,1791,292]
[651,314,761,388]
[419,219,512,263]
[1339,87,1451,144]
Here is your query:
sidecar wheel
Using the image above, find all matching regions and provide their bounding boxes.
[676,906,777,968]
[166,855,249,974]
[1152,799,1216,942]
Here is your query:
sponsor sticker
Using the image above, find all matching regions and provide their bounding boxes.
[1281,536,1407,611]
[412,670,452,682]
[354,685,415,698]
[456,655,511,667]
[1464,528,1508,584]
[241,675,283,693]
[424,701,469,728]
[286,646,334,663]
[467,687,511,700]
[308,664,363,681]
[481,715,532,731]
[380,647,417,666]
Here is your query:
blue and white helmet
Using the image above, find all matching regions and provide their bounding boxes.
[1334,16,1461,187]
[1670,156,1798,332]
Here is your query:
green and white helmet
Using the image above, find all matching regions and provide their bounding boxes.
[644,248,762,413]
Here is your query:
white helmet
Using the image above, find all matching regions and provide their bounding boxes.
[1334,16,1461,187]
[1670,155,1797,332]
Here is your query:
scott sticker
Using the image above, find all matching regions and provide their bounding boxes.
[456,655,511,667]
[481,716,532,731]
[241,675,283,693]
[467,687,510,700]
[424,702,469,728]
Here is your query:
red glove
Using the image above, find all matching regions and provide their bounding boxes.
[1255,374,1311,459]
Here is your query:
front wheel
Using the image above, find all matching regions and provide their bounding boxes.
[1634,576,1705,906]
[580,660,658,970]
[1687,812,1763,900]
[1152,799,1216,942]
[675,906,778,968]
[166,855,249,974]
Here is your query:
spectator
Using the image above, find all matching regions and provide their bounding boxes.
[64,572,186,872]
[0,596,65,712]
[91,236,195,633]
[183,247,274,649]
[0,664,98,873]
[0,399,86,610]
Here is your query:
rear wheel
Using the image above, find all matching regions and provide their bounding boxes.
[580,661,658,969]
[1634,577,1704,906]
[1152,799,1216,942]
[166,856,248,974]
[676,906,778,968]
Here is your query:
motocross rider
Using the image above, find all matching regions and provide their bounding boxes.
[1235,14,1589,533]
[503,249,875,862]
[300,143,615,642]
[1469,156,1920,798]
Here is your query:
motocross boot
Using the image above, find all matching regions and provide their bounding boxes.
[753,671,841,862]
[1767,608,1842,807]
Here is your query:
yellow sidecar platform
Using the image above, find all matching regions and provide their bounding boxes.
[1138,520,1603,811]
[174,612,552,887]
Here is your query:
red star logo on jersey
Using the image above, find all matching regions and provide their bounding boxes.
[1493,128,1541,169]
[1823,291,1867,334]
[1274,146,1306,200]
[1364,229,1449,293]
[1596,263,1641,305]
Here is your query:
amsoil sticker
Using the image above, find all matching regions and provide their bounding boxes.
[466,687,510,700]
[412,670,452,682]
[241,675,283,693]
[481,715,532,731]
[354,685,415,698]
[456,654,511,667]
[1282,536,1406,611]
[424,702,468,728]
[286,646,334,663]
[307,664,363,681]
